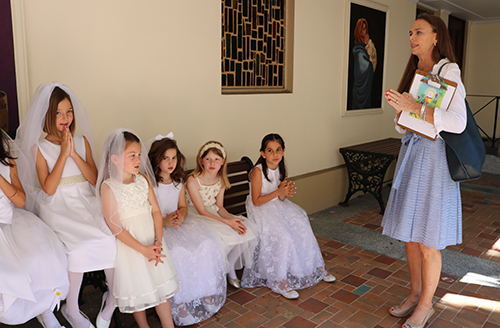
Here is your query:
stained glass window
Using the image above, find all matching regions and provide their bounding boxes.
[221,0,293,93]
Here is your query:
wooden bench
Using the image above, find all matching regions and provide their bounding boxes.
[80,157,254,326]
[338,138,401,214]
[224,156,254,216]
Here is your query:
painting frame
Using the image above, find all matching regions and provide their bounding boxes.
[342,0,388,117]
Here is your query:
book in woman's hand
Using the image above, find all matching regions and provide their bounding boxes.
[397,69,457,140]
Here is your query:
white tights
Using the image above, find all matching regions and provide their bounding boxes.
[65,272,88,328]
[227,246,242,279]
[100,268,115,321]
[38,310,61,328]
[66,269,116,327]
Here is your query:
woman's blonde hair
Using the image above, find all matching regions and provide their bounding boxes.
[43,87,76,138]
[189,140,230,189]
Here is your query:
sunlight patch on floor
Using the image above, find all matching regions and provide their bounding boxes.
[439,293,500,312]
[458,272,500,289]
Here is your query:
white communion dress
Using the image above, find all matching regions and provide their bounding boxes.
[104,174,179,313]
[241,164,327,294]
[0,162,69,324]
[37,135,116,273]
[155,181,226,326]
[186,177,257,271]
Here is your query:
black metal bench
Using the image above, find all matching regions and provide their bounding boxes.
[338,138,401,214]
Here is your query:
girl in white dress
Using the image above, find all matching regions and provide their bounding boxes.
[148,133,226,326]
[241,134,336,299]
[98,129,178,328]
[16,83,116,328]
[0,130,69,328]
[186,141,256,289]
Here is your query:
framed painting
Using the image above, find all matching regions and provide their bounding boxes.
[343,0,388,116]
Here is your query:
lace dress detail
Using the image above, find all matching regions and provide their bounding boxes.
[186,177,257,270]
[241,164,326,294]
[155,182,226,326]
[0,163,69,324]
[105,174,178,313]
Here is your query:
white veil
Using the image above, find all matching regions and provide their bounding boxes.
[15,82,95,213]
[96,128,155,235]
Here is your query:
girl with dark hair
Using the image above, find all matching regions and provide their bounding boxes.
[148,133,226,326]
[241,133,335,299]
[382,13,466,328]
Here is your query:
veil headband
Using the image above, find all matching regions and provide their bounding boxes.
[200,142,226,159]
[97,128,155,235]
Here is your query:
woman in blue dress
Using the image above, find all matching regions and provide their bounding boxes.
[382,13,466,328]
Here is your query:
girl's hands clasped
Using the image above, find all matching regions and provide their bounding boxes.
[227,217,247,235]
[163,210,182,228]
[143,241,166,267]
[278,179,296,200]
[60,126,74,159]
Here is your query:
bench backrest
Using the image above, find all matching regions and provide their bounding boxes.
[185,156,254,216]
[224,156,254,216]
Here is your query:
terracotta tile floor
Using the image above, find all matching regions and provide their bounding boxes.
[112,176,500,328]
[6,176,499,328]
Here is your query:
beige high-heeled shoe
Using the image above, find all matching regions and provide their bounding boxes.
[389,301,417,317]
[403,308,434,328]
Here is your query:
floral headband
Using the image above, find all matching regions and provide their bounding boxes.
[200,142,226,159]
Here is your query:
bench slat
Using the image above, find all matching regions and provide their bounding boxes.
[228,161,251,174]
[226,203,246,215]
[226,183,249,194]
[229,172,250,184]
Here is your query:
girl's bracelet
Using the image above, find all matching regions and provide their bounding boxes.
[9,191,18,199]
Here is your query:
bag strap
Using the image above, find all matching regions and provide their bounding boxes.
[437,61,452,76]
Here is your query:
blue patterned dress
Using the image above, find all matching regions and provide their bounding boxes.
[381,132,462,249]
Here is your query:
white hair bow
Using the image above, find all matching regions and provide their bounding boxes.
[154,132,174,141]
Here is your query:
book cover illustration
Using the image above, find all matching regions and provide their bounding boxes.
[397,69,457,140]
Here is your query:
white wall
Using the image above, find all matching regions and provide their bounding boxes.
[17,0,415,180]
[464,21,500,138]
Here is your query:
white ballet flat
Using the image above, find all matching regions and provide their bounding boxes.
[280,290,299,299]
[203,298,220,313]
[96,291,113,328]
[60,304,95,328]
[177,312,195,326]
[323,274,336,283]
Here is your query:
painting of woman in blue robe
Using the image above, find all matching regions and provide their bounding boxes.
[347,3,386,111]
[352,18,377,109]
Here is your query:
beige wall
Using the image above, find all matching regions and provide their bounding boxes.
[15,0,417,213]
[464,21,500,140]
